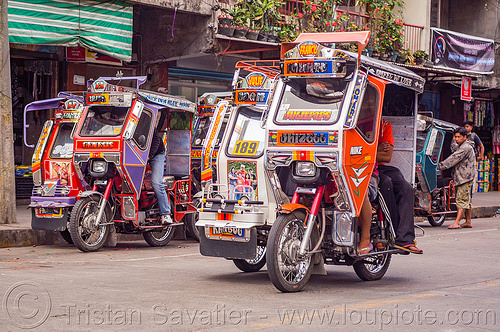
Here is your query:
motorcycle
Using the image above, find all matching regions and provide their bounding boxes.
[414,113,458,226]
[69,76,197,252]
[196,60,280,271]
[198,32,426,292]
[26,92,85,244]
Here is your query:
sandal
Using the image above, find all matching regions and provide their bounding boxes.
[394,242,423,254]
[448,224,461,229]
[357,243,373,255]
[459,223,472,228]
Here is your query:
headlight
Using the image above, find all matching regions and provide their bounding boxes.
[92,160,107,173]
[295,162,316,177]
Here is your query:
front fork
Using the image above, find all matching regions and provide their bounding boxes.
[298,185,325,256]
[93,180,113,227]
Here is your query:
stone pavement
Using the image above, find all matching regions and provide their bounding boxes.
[1,191,499,248]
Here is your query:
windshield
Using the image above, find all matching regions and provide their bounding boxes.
[226,106,265,158]
[275,78,347,125]
[79,106,129,137]
[192,116,227,148]
[49,123,74,159]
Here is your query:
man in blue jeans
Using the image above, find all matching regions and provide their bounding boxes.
[149,128,173,224]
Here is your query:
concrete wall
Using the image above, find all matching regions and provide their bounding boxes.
[135,5,216,65]
[445,0,500,88]
[129,0,215,16]
[402,0,432,53]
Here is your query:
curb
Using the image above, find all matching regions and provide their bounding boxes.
[0,207,498,248]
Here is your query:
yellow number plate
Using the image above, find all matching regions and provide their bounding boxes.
[232,141,259,156]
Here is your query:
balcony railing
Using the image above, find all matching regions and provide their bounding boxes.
[218,0,423,52]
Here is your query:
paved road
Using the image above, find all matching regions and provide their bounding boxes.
[1,217,500,331]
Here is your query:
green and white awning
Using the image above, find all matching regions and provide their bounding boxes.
[8,0,133,62]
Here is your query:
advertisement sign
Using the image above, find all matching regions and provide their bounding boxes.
[461,76,472,101]
[66,46,86,62]
[431,28,494,74]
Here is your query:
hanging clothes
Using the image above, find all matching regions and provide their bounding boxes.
[492,125,500,155]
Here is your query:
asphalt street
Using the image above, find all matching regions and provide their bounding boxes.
[1,217,500,331]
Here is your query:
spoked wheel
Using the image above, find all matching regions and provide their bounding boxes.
[69,196,111,252]
[353,250,392,281]
[428,214,446,227]
[143,226,175,246]
[267,211,313,292]
[233,245,267,272]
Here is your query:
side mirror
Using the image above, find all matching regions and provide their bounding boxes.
[138,135,146,147]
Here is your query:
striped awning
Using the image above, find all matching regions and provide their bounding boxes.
[8,0,133,62]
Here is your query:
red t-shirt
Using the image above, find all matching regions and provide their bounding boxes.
[374,119,394,175]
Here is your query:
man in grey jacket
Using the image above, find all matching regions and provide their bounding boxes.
[437,127,476,229]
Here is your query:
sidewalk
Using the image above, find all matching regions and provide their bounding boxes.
[1,191,500,247]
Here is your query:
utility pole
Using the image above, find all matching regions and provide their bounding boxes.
[0,0,16,224]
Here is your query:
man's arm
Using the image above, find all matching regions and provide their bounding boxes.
[437,148,467,170]
[376,141,393,163]
[479,143,484,160]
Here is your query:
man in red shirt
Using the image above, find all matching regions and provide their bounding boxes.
[377,120,423,254]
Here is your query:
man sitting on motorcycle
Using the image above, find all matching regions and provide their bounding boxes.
[149,128,173,225]
[377,120,423,254]
[358,119,423,255]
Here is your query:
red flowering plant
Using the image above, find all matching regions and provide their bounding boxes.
[295,0,342,32]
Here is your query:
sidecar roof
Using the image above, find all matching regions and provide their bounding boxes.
[139,90,196,113]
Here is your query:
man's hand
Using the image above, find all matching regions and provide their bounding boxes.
[379,141,392,152]
[376,141,393,163]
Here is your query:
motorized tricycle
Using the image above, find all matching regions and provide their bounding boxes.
[414,113,458,226]
[195,60,280,269]
[69,76,197,252]
[197,32,426,292]
[191,92,232,193]
[26,93,85,244]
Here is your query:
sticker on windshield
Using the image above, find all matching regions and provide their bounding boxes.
[232,141,259,156]
[276,108,333,123]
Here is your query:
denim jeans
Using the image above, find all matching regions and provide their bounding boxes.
[150,152,171,215]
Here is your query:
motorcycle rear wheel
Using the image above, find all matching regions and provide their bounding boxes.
[233,245,266,272]
[143,227,175,246]
[428,214,446,227]
[267,212,313,292]
[69,196,111,252]
[185,199,201,242]
[353,252,391,281]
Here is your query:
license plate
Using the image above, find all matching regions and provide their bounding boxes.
[36,207,63,217]
[208,226,245,239]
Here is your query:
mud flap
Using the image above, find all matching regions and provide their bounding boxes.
[31,209,68,231]
[199,227,257,260]
[104,224,117,247]
[311,220,327,276]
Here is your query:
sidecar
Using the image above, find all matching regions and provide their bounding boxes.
[196,60,281,271]
[414,114,458,226]
[27,93,84,243]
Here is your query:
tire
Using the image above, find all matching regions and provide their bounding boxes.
[233,246,266,272]
[428,214,446,227]
[59,230,73,244]
[266,211,313,292]
[353,252,392,281]
[69,196,111,252]
[185,199,201,242]
[143,226,175,247]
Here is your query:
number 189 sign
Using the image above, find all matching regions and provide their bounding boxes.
[233,141,259,156]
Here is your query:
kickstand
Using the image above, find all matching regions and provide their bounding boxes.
[414,223,425,237]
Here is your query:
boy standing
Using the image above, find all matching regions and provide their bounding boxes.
[437,127,476,229]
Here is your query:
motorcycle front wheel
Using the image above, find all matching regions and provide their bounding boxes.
[428,214,446,227]
[143,227,175,246]
[233,245,266,272]
[267,211,313,292]
[69,196,111,252]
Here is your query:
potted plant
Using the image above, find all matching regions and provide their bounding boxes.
[227,5,249,38]
[218,24,235,37]
[396,49,411,64]
[413,50,428,65]
[218,12,233,26]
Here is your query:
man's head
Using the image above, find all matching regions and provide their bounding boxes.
[463,121,474,134]
[240,165,245,170]
[248,168,253,174]
[454,127,468,145]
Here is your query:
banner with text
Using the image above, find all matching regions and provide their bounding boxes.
[430,28,494,74]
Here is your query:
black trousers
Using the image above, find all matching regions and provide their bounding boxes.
[378,165,415,246]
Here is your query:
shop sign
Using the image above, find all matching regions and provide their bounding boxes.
[66,46,86,62]
[461,76,472,101]
[431,28,494,74]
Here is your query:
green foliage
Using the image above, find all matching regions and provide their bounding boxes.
[413,49,428,60]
